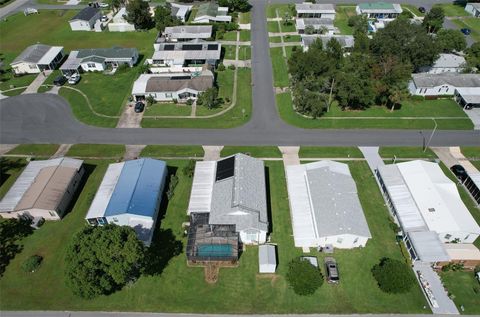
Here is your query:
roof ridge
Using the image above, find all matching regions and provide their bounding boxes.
[27,158,66,210]
[126,158,147,213]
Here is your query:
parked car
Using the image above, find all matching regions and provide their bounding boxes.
[98,2,109,8]
[461,28,471,35]
[68,73,80,85]
[100,15,108,22]
[418,6,426,13]
[134,101,145,113]
[324,257,339,284]
[450,164,468,182]
[53,75,67,86]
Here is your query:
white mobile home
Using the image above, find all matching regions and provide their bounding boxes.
[69,7,101,31]
[10,44,64,75]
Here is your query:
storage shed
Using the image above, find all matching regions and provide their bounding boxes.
[259,245,277,273]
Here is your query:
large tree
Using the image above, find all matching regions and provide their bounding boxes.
[422,6,445,33]
[218,0,251,12]
[371,55,411,108]
[466,42,480,71]
[65,225,145,299]
[154,3,182,32]
[197,87,220,109]
[286,258,323,295]
[371,257,416,293]
[436,29,467,53]
[126,0,153,30]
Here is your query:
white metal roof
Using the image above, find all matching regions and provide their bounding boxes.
[295,3,336,13]
[85,162,124,219]
[408,231,450,262]
[456,87,480,104]
[259,244,276,266]
[37,46,63,65]
[0,157,83,212]
[187,161,216,213]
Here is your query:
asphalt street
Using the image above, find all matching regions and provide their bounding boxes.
[0,0,479,147]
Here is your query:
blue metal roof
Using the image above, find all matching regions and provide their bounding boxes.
[105,158,167,218]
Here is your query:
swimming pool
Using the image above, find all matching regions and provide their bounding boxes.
[197,244,233,257]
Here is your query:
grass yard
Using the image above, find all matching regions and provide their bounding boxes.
[379,147,438,160]
[223,45,236,60]
[239,30,251,42]
[142,68,251,128]
[279,22,296,33]
[145,103,192,117]
[283,35,301,42]
[187,6,198,23]
[285,46,300,59]
[461,147,480,160]
[238,46,251,60]
[270,48,289,88]
[440,271,480,314]
[220,146,282,158]
[452,18,480,41]
[401,4,425,17]
[433,3,470,17]
[239,11,251,24]
[6,144,59,157]
[267,21,281,33]
[276,93,474,129]
[0,159,428,313]
[0,53,37,94]
[140,145,204,158]
[66,144,125,159]
[196,68,235,117]
[219,31,238,41]
[269,36,282,43]
[0,158,27,199]
[299,147,363,158]
[334,6,356,35]
[266,4,293,19]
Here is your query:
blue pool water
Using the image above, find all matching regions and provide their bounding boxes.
[198,244,232,257]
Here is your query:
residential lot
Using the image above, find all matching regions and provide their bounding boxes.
[0,156,429,313]
[334,5,356,35]
[452,18,480,41]
[440,271,480,315]
[6,144,60,157]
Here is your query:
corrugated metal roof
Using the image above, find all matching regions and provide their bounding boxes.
[11,44,62,65]
[259,244,276,265]
[187,161,216,213]
[295,3,335,13]
[85,162,125,219]
[408,231,450,262]
[37,46,63,65]
[0,158,83,213]
[105,158,167,217]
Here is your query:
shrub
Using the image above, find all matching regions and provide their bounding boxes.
[286,258,323,295]
[166,174,179,200]
[410,95,425,101]
[186,99,193,106]
[183,159,196,177]
[371,257,415,293]
[228,64,236,70]
[173,98,178,104]
[217,63,226,71]
[21,255,43,272]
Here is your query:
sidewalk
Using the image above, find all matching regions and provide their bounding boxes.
[359,147,384,174]
[22,70,52,94]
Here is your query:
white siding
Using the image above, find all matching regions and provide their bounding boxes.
[69,20,94,31]
[11,62,40,75]
[80,61,105,72]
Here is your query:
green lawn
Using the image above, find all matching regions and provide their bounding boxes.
[239,11,251,24]
[0,158,27,199]
[299,147,363,158]
[461,147,480,161]
[267,21,280,33]
[270,48,289,88]
[276,93,474,129]
[195,68,235,117]
[239,30,250,42]
[238,46,251,60]
[283,35,301,42]
[145,103,192,117]
[140,146,204,158]
[266,4,293,19]
[0,159,428,313]
[0,53,37,94]
[223,45,236,59]
[401,4,425,17]
[187,6,198,23]
[6,144,59,157]
[285,46,300,59]
[379,147,438,159]
[334,6,356,35]
[219,31,238,41]
[66,144,125,159]
[221,146,282,158]
[452,18,480,41]
[279,22,296,33]
[433,3,469,17]
[142,68,251,128]
[269,36,283,43]
[440,271,480,314]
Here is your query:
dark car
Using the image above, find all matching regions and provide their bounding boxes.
[53,75,67,86]
[134,101,145,113]
[450,164,468,182]
[461,28,471,35]
[324,257,339,284]
[418,6,426,13]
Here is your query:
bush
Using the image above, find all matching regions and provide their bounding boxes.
[286,258,323,295]
[21,255,43,272]
[182,159,196,177]
[228,64,236,70]
[217,63,226,71]
[186,99,193,106]
[166,174,179,200]
[371,257,415,293]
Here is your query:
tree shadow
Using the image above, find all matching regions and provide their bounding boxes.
[0,158,27,188]
[264,166,273,234]
[143,228,183,276]
[60,163,96,219]
[0,218,34,276]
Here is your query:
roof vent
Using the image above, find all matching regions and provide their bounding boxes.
[428,208,435,212]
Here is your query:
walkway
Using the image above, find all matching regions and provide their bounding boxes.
[50,144,72,158]
[413,262,459,315]
[432,146,479,174]
[278,146,300,168]
[123,145,145,161]
[462,108,480,130]
[0,144,18,155]
[202,146,223,161]
[22,70,52,94]
[359,147,384,174]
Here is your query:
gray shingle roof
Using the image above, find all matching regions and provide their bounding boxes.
[295,3,335,12]
[145,72,214,93]
[70,7,100,21]
[76,47,138,59]
[11,44,52,64]
[412,73,480,88]
[163,25,213,40]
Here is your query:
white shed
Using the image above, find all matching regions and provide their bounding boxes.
[259,245,277,273]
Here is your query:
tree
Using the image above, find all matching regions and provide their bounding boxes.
[465,42,480,70]
[154,3,182,32]
[198,87,219,109]
[146,95,155,107]
[371,55,411,108]
[353,29,370,54]
[371,257,416,293]
[436,29,467,53]
[326,38,344,69]
[109,0,124,12]
[182,159,196,177]
[286,258,323,295]
[218,0,250,12]
[348,14,368,33]
[0,217,33,276]
[282,12,292,26]
[422,6,445,33]
[125,0,153,30]
[304,25,316,35]
[65,225,145,299]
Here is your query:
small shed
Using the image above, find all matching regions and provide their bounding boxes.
[259,245,277,273]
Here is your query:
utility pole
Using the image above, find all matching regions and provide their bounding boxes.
[424,118,438,152]
[327,77,335,112]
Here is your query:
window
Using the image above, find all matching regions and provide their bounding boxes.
[246,232,258,242]
[165,93,172,98]
[49,211,56,217]
[428,208,435,212]
[87,63,95,68]
[113,217,118,222]
[29,64,37,69]
[337,237,343,244]
[444,234,452,240]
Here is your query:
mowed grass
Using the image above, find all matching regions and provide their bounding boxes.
[283,35,301,42]
[142,68,251,128]
[219,31,238,41]
[379,147,438,159]
[195,68,235,117]
[433,3,469,17]
[238,46,251,60]
[267,21,280,33]
[401,4,425,17]
[6,144,59,157]
[0,159,428,313]
[276,93,474,129]
[223,45,236,59]
[145,103,192,117]
[220,146,282,158]
[239,11,251,24]
[140,145,204,158]
[66,144,125,159]
[240,30,251,42]
[299,147,363,158]
[335,6,356,35]
[0,158,27,199]
[266,4,292,19]
[452,18,480,41]
[270,48,289,88]
[440,271,480,314]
